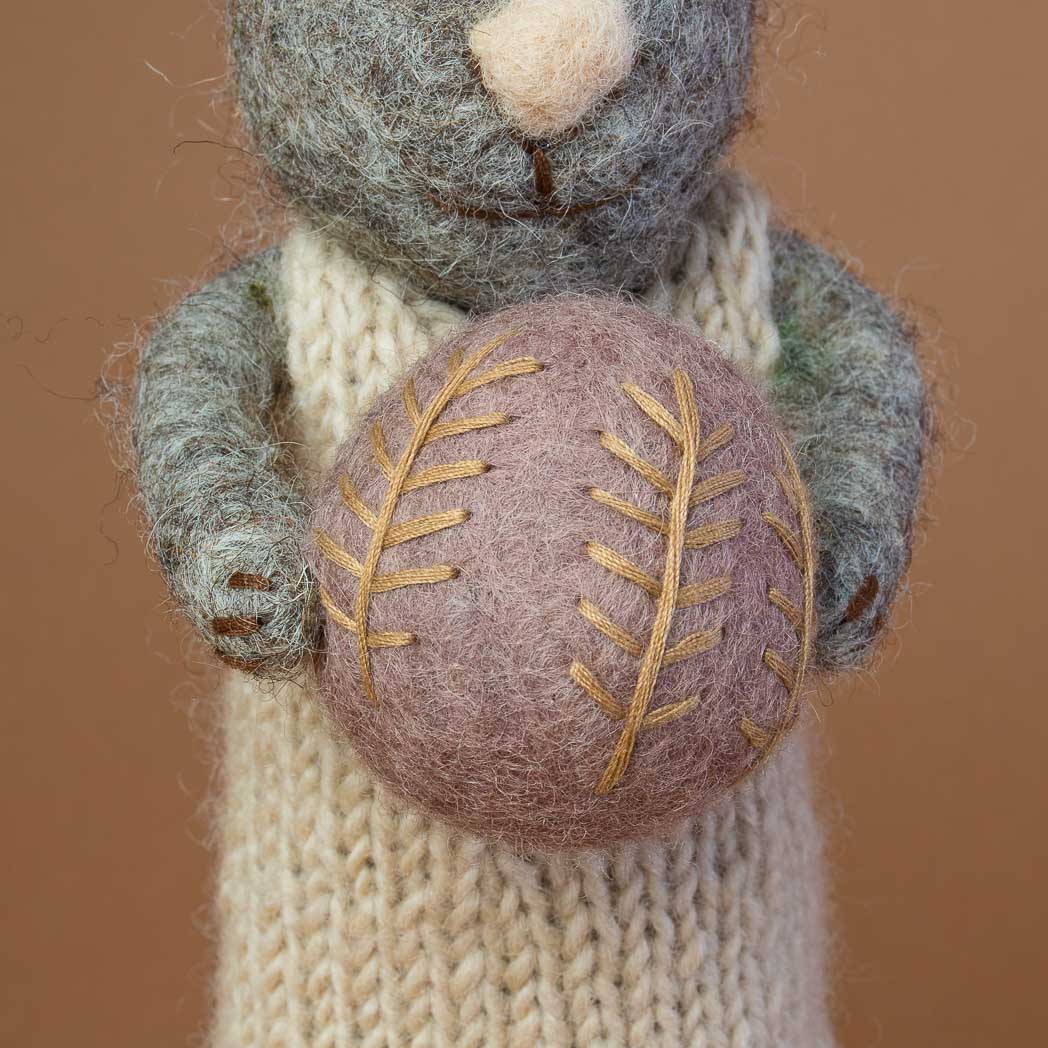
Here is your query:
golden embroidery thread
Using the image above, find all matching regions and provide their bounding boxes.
[573,370,744,795]
[317,332,542,706]
[740,435,816,757]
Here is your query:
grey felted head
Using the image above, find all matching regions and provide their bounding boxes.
[309,296,813,849]
[228,0,758,311]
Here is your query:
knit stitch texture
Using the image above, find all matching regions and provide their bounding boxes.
[214,676,831,1047]
[209,173,833,1045]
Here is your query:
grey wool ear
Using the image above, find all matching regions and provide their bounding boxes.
[132,250,318,679]
[767,229,933,671]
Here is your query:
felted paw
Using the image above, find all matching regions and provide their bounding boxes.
[812,516,904,669]
[189,523,319,679]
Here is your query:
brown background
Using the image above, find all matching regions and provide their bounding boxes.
[3,1,1045,1044]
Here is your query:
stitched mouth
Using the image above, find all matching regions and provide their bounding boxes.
[427,185,634,224]
[426,139,635,224]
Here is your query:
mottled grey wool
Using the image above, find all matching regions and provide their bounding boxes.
[227,0,757,312]
[767,230,932,671]
[131,0,929,684]
[311,298,808,848]
[132,251,318,679]
[131,237,929,680]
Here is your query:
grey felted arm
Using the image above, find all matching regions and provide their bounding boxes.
[768,229,933,671]
[133,249,318,679]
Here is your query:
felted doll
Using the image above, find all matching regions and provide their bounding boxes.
[132,2,930,1045]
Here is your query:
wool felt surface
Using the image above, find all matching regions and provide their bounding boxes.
[310,297,811,848]
[470,0,639,138]
[132,0,929,686]
[227,0,756,312]
[129,222,930,686]
[131,250,318,680]
[121,0,934,1038]
[769,230,932,670]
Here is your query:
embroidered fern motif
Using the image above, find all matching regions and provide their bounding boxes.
[317,331,542,707]
[739,435,815,758]
[573,369,747,795]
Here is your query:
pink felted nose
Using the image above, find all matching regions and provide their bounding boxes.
[470,0,638,138]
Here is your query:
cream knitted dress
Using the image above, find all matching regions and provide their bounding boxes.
[212,173,833,1048]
